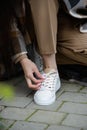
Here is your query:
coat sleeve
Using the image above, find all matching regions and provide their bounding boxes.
[9,18,28,63]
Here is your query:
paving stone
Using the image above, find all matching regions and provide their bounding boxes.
[27,100,62,111]
[83,128,87,130]
[0,107,35,120]
[80,87,87,93]
[9,121,47,130]
[62,114,87,129]
[0,119,15,130]
[59,102,87,115]
[0,96,3,100]
[58,92,87,103]
[5,76,32,97]
[47,125,81,130]
[61,82,82,92]
[0,106,4,112]
[1,76,87,130]
[73,81,87,87]
[0,97,32,108]
[56,88,64,98]
[29,110,66,125]
[14,80,32,97]
[62,78,87,87]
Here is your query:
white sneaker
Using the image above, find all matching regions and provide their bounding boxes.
[34,69,61,105]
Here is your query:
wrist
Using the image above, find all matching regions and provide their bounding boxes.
[20,57,28,64]
[20,56,32,66]
[16,54,28,63]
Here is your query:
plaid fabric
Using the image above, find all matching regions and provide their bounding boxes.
[9,0,35,62]
[0,0,36,80]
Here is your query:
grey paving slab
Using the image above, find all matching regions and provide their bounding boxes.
[9,121,47,130]
[29,110,66,125]
[83,128,87,130]
[56,87,64,98]
[62,114,87,129]
[47,125,81,130]
[61,82,82,92]
[0,96,3,100]
[27,100,62,111]
[0,119,15,130]
[61,79,87,87]
[14,80,32,97]
[59,102,87,115]
[0,107,35,120]
[80,87,87,93]
[73,81,87,87]
[0,97,33,108]
[0,106,4,112]
[58,92,87,103]
[5,76,32,97]
[1,77,87,130]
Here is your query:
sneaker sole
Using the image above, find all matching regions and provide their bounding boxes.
[34,94,56,105]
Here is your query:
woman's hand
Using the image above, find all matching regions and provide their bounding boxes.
[20,57,44,90]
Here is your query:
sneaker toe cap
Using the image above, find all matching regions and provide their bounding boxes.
[34,90,55,105]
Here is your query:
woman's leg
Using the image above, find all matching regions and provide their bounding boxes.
[29,0,61,106]
[29,0,58,70]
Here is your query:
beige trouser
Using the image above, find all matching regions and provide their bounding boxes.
[29,0,87,65]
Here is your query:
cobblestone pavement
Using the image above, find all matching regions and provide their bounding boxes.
[0,76,87,130]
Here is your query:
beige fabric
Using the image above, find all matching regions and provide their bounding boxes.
[57,9,87,65]
[30,0,58,54]
[29,0,87,65]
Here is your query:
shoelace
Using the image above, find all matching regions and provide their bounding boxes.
[40,71,58,91]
